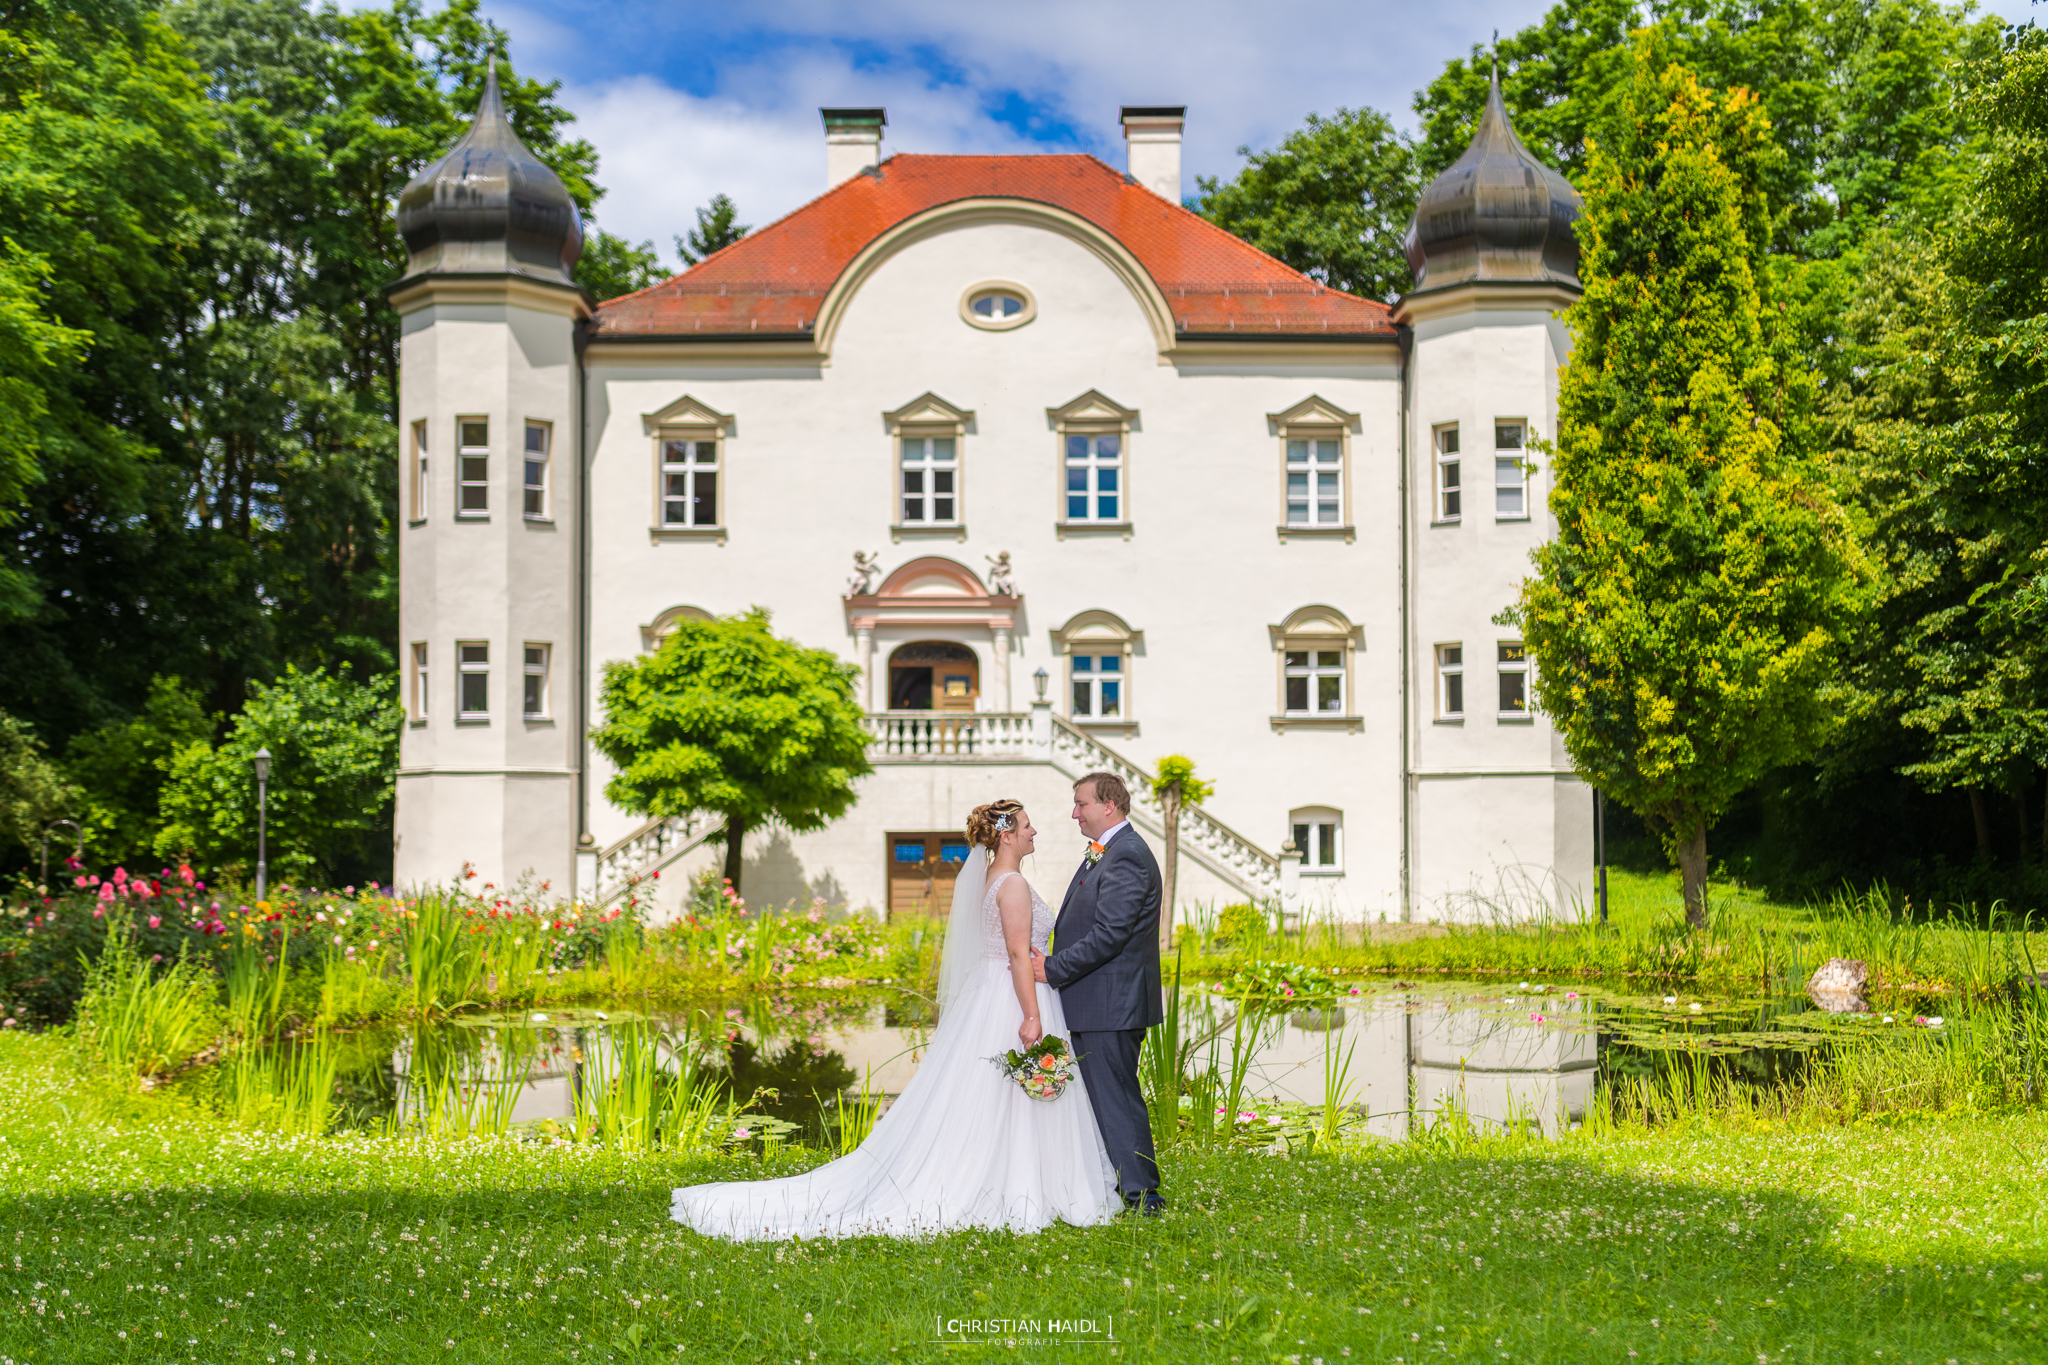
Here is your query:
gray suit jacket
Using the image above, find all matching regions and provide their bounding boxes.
[1045,824,1163,1032]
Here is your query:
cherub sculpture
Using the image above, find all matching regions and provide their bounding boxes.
[985,551,1016,596]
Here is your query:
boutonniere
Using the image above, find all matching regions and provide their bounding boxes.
[1083,841,1106,867]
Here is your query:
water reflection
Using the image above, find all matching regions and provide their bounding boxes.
[344,983,1835,1142]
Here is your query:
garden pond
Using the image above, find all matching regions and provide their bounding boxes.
[239,978,1944,1144]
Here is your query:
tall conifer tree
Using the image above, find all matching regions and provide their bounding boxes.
[1517,32,1870,923]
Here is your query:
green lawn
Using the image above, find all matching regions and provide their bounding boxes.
[2,1033,2043,1364]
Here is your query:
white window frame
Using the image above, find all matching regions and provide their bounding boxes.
[1283,646,1346,716]
[1497,640,1531,719]
[1434,423,1461,523]
[1068,652,1125,721]
[1495,420,1530,521]
[1063,429,1123,524]
[408,419,428,522]
[457,417,489,517]
[1283,431,1345,528]
[658,435,720,529]
[523,421,551,520]
[1289,808,1343,875]
[457,641,489,720]
[522,643,551,720]
[1435,643,1464,721]
[898,434,958,527]
[1269,606,1363,729]
[1050,608,1140,729]
[409,642,429,722]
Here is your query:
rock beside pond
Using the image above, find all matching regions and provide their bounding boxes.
[1808,958,1871,1014]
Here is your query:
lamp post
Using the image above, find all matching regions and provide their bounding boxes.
[1032,667,1048,701]
[252,748,272,902]
[39,818,81,892]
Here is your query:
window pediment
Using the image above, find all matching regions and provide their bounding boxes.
[1267,394,1361,433]
[1269,604,1363,646]
[1047,390,1138,428]
[641,394,734,435]
[1050,608,1142,655]
[883,392,975,434]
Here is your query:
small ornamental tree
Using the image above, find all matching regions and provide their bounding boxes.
[1516,32,1870,925]
[589,609,872,897]
[1149,754,1215,950]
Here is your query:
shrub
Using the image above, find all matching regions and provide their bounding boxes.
[1214,902,1266,950]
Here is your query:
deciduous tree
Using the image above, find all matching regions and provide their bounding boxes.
[589,611,873,897]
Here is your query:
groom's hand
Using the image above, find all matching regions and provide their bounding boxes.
[1029,948,1049,984]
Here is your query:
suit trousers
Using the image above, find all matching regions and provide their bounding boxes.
[1070,1027,1158,1196]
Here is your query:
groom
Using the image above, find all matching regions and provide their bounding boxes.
[1031,771,1166,1215]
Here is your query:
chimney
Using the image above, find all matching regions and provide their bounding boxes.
[822,107,886,188]
[1120,106,1185,202]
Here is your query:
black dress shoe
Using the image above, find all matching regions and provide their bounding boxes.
[1123,1192,1166,1216]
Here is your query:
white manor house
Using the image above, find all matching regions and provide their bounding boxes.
[388,75,1594,923]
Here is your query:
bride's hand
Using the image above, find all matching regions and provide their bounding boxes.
[1018,1015,1043,1047]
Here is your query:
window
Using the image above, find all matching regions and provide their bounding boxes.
[1290,812,1342,873]
[900,436,957,524]
[660,438,719,527]
[457,642,489,718]
[1434,424,1461,521]
[522,644,550,719]
[1498,641,1529,717]
[1285,437,1342,525]
[1070,654,1123,719]
[1270,605,1361,726]
[1065,433,1121,522]
[409,643,429,720]
[1284,649,1345,715]
[457,419,489,515]
[1436,644,1464,719]
[409,420,428,521]
[1495,421,1528,519]
[523,422,550,519]
[959,282,1036,331]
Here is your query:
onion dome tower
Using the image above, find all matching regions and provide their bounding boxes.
[1402,72,1581,293]
[388,54,589,903]
[394,60,583,284]
[1395,68,1592,927]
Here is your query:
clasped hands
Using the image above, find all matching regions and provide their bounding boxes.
[1028,948,1049,984]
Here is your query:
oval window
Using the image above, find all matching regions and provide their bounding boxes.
[960,282,1036,331]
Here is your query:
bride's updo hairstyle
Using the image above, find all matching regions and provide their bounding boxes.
[966,799,1025,853]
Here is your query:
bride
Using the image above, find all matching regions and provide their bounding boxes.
[670,799,1122,1240]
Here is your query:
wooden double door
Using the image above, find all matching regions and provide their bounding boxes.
[887,832,974,918]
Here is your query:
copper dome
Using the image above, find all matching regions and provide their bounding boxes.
[395,64,583,286]
[1403,75,1581,293]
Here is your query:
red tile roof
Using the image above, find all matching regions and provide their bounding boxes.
[590,154,1396,341]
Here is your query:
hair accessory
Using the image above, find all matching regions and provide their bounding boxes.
[992,812,1013,832]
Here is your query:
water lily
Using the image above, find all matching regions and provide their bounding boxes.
[1564,992,1579,1000]
[530,1013,549,1023]
[1662,996,1678,1006]
[1925,1016,1944,1027]
[1689,1003,1702,1012]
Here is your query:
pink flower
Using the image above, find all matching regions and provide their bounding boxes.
[147,916,160,929]
[113,867,127,885]
[73,875,88,888]
[1529,1013,1547,1023]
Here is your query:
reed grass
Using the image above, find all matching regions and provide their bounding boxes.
[74,927,221,1083]
[401,891,490,1017]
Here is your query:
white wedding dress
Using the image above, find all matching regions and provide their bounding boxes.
[670,864,1122,1240]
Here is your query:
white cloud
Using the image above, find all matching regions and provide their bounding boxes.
[491,0,2045,265]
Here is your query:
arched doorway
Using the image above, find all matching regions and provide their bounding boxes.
[887,641,978,712]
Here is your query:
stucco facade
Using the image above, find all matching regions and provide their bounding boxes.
[388,88,1595,923]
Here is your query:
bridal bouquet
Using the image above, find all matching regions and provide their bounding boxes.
[991,1035,1076,1102]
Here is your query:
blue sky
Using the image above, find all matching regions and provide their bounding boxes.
[486,0,2040,267]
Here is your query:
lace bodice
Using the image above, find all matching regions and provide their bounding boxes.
[980,870,1054,963]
